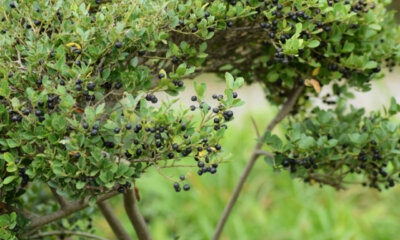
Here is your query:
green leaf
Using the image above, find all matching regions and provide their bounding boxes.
[267,71,279,82]
[369,24,382,31]
[364,61,377,69]
[389,97,399,115]
[264,155,275,167]
[233,77,244,90]
[96,103,105,115]
[264,131,282,150]
[76,181,86,190]
[3,152,14,163]
[342,41,355,53]
[176,63,187,76]
[298,136,316,150]
[225,72,234,89]
[85,107,96,123]
[3,175,17,185]
[130,57,138,67]
[193,81,206,99]
[308,40,320,48]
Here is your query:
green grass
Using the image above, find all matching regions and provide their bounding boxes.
[93,107,400,240]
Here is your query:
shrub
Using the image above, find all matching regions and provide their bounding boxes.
[0,0,399,239]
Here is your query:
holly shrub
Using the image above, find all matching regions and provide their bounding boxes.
[0,0,399,239]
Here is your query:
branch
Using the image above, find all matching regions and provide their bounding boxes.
[49,186,69,209]
[212,86,304,240]
[27,190,120,234]
[250,116,260,138]
[123,189,153,240]
[253,150,274,158]
[30,230,111,240]
[0,202,36,219]
[98,201,134,240]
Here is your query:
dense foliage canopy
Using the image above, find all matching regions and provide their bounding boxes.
[0,0,399,239]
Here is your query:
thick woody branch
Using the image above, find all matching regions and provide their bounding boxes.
[27,190,120,234]
[49,186,69,209]
[212,86,304,240]
[0,202,36,219]
[123,189,153,240]
[31,230,110,240]
[98,200,133,240]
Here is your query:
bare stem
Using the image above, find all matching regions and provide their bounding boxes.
[27,190,120,235]
[49,186,69,209]
[98,200,134,240]
[212,86,304,240]
[31,230,110,240]
[123,189,153,240]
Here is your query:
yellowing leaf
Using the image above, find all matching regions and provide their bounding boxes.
[310,178,316,185]
[66,42,81,49]
[198,150,207,157]
[202,2,209,8]
[305,79,321,94]
[312,67,320,76]
[86,72,92,78]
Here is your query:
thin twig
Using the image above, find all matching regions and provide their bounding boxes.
[212,86,304,240]
[123,189,153,240]
[98,201,133,240]
[250,116,260,138]
[253,150,274,158]
[26,190,120,235]
[150,159,176,182]
[49,186,69,209]
[30,230,110,240]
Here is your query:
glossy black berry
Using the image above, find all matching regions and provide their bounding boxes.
[210,168,217,174]
[183,184,190,191]
[174,182,181,192]
[115,82,122,89]
[118,186,125,193]
[198,161,205,168]
[115,41,122,48]
[87,82,96,90]
[172,143,179,150]
[91,129,98,136]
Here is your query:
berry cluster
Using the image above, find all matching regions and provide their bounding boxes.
[270,105,400,191]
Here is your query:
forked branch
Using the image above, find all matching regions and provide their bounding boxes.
[49,186,69,209]
[123,189,153,240]
[98,200,134,240]
[212,86,304,240]
[27,190,120,235]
